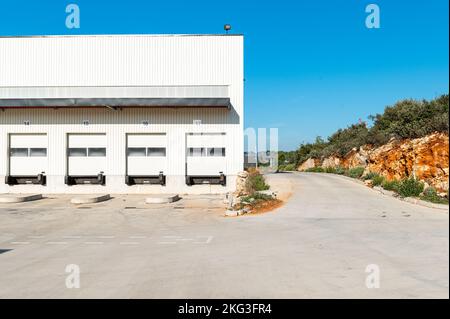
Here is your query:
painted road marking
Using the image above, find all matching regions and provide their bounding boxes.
[119,242,140,245]
[194,236,214,244]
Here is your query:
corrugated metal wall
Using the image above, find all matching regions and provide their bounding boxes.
[0,107,241,193]
[0,35,243,194]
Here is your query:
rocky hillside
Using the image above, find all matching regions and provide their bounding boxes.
[298,132,449,192]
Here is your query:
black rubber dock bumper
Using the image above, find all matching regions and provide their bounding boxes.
[5,174,46,186]
[65,173,106,186]
[125,172,166,186]
[186,172,226,186]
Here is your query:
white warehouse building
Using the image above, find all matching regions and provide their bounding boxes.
[0,34,244,194]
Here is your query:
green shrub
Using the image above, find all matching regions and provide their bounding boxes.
[372,175,385,186]
[397,177,424,198]
[421,187,449,204]
[363,172,379,180]
[381,179,401,192]
[282,163,296,171]
[245,169,270,193]
[305,167,324,173]
[367,95,449,145]
[334,166,347,175]
[278,163,296,171]
[294,95,448,165]
[241,192,273,203]
[324,166,336,173]
[347,167,365,179]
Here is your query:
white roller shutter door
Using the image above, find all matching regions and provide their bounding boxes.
[126,134,167,176]
[186,133,226,176]
[9,134,48,176]
[67,134,106,176]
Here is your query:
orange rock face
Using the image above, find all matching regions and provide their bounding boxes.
[297,132,449,192]
[367,133,449,192]
[342,145,372,168]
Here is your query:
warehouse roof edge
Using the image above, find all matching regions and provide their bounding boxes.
[0,34,244,38]
[0,97,232,109]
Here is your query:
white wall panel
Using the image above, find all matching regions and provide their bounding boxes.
[0,85,229,99]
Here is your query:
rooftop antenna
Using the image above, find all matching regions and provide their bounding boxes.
[224,24,231,34]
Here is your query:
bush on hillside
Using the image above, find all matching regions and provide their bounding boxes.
[346,166,365,179]
[372,175,385,186]
[381,179,401,192]
[321,123,369,157]
[367,95,449,145]
[397,177,424,198]
[305,167,324,173]
[279,163,296,171]
[334,166,347,175]
[293,95,448,167]
[362,172,380,180]
[421,187,449,204]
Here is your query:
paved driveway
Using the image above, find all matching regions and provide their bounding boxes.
[0,173,448,298]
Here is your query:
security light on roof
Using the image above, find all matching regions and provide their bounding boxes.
[224,24,231,33]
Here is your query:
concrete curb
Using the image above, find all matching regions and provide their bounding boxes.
[0,194,43,203]
[145,194,180,204]
[70,194,111,204]
[298,172,449,211]
[401,197,449,210]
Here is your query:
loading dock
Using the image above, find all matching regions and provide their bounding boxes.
[1,34,243,194]
[65,133,106,186]
[125,133,167,185]
[5,134,47,185]
[185,133,227,186]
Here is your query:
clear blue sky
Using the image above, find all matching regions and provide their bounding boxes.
[0,0,448,150]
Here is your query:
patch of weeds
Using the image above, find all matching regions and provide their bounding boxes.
[372,175,385,186]
[305,167,324,173]
[324,166,336,173]
[381,179,401,192]
[234,192,281,214]
[240,192,273,203]
[346,166,365,179]
[362,172,379,180]
[334,166,347,175]
[279,163,296,171]
[397,177,424,198]
[420,187,449,204]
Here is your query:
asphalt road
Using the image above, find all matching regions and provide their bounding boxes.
[0,172,448,298]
